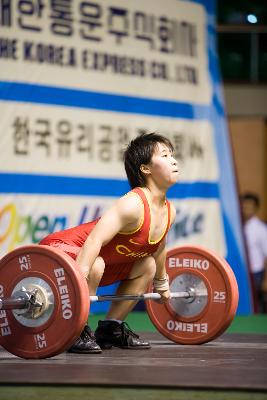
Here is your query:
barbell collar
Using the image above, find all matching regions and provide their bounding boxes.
[0,289,42,311]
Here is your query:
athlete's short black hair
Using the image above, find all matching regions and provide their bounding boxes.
[124,133,174,189]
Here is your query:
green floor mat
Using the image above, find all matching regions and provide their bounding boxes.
[88,312,267,334]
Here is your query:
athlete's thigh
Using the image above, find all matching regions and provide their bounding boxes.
[99,262,134,286]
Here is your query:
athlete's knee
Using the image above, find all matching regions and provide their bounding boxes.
[88,257,105,295]
[91,256,105,277]
[142,256,156,279]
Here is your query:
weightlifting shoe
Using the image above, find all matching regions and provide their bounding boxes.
[67,325,102,354]
[95,320,151,349]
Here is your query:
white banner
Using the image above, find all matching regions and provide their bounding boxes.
[0,0,211,103]
[0,102,218,181]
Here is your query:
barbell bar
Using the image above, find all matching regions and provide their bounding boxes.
[0,289,207,311]
[0,244,239,359]
[90,290,207,302]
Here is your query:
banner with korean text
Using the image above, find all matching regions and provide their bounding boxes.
[0,0,252,314]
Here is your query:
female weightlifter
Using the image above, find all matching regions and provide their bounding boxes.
[40,133,179,353]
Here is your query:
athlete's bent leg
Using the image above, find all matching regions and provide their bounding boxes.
[106,256,156,320]
[68,256,105,354]
[95,256,156,349]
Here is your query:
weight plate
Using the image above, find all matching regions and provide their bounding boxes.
[0,245,89,359]
[146,246,239,345]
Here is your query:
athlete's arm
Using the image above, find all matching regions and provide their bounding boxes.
[76,193,143,274]
[152,201,176,302]
[152,239,169,302]
[153,239,167,280]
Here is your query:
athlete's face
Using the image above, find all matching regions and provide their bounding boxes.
[145,142,179,188]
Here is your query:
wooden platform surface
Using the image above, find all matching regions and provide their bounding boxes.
[0,333,267,391]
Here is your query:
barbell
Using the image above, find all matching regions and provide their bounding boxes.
[0,244,239,359]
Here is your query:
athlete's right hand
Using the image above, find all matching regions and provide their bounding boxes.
[156,288,171,303]
[153,275,170,303]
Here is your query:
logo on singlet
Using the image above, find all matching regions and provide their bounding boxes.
[115,244,151,258]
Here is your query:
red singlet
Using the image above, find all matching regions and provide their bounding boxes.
[39,188,171,286]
